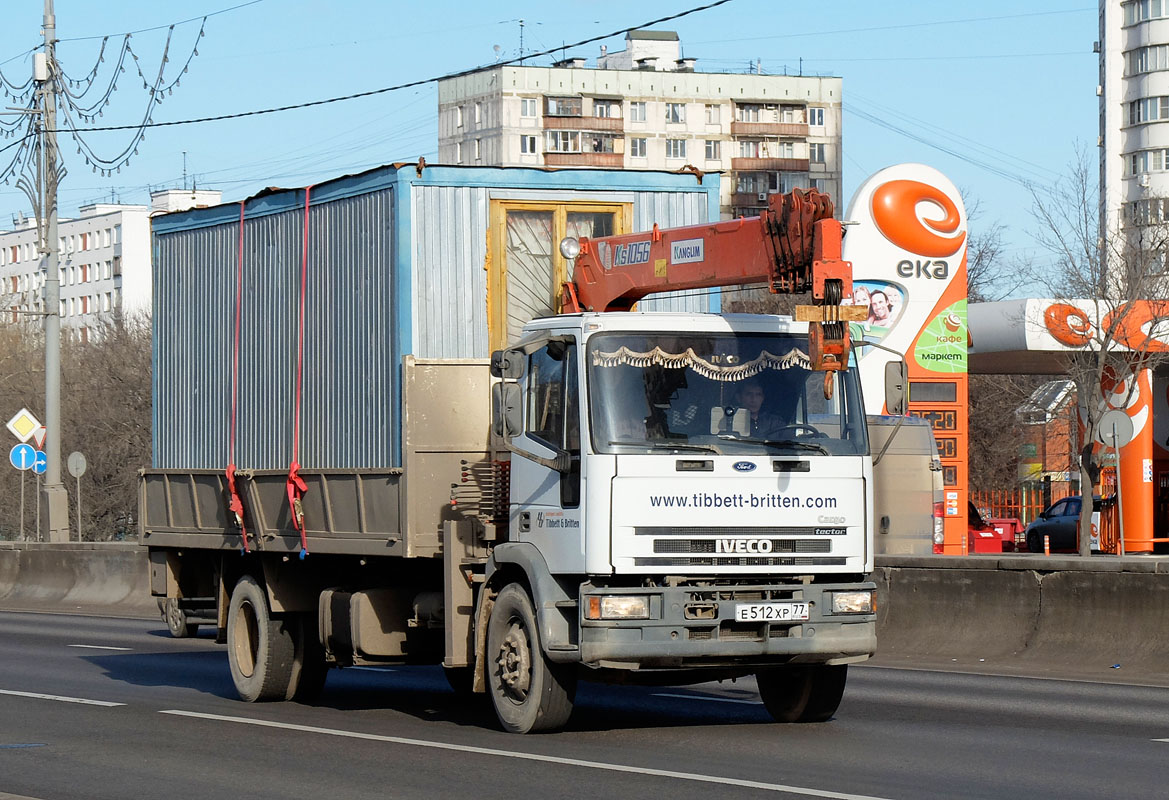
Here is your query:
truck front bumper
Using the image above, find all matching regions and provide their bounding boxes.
[577,580,876,669]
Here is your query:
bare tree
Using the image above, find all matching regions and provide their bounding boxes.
[964,195,1023,303]
[0,312,150,541]
[1028,151,1169,556]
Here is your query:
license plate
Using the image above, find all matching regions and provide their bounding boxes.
[734,602,809,622]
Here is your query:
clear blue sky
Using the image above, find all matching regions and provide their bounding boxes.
[0,0,1096,285]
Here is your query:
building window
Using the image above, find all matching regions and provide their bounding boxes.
[629,101,646,122]
[779,171,806,193]
[705,140,720,160]
[739,139,761,158]
[778,141,795,158]
[810,178,827,192]
[520,97,539,118]
[587,134,620,153]
[810,143,826,163]
[1126,0,1169,25]
[474,139,482,160]
[1129,96,1169,124]
[736,104,761,123]
[780,105,802,123]
[474,102,482,125]
[1126,44,1169,75]
[665,103,686,124]
[1131,148,1169,174]
[546,130,582,152]
[665,138,686,159]
[546,96,583,117]
[808,107,825,127]
[456,105,464,128]
[737,173,764,194]
[593,100,619,118]
[456,142,462,162]
[705,104,721,124]
[630,137,647,158]
[520,134,537,154]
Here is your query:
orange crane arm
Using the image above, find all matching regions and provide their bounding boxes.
[560,188,865,371]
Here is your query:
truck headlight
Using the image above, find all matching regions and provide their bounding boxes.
[585,595,650,620]
[830,590,875,614]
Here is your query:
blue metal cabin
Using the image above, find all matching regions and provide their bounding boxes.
[150,163,720,471]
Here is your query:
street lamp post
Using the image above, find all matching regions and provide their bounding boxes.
[38,0,69,542]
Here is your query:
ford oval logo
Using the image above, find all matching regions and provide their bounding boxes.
[733,461,757,472]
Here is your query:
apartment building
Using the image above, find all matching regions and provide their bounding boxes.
[0,188,221,339]
[1100,0,1169,230]
[437,30,842,218]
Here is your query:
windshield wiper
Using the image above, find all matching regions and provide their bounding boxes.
[610,440,719,453]
[718,434,829,455]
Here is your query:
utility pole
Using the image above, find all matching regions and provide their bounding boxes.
[38,0,69,542]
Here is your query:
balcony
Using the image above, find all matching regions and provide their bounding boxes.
[730,157,810,172]
[543,115,624,133]
[730,121,808,137]
[544,152,624,168]
[730,193,770,210]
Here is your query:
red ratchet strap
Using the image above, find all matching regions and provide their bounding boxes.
[285,186,312,559]
[227,202,250,553]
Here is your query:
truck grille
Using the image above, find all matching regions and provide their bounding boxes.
[636,526,846,537]
[652,539,831,554]
[634,557,846,567]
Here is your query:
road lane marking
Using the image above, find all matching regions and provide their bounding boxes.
[653,692,759,705]
[67,644,132,651]
[0,744,46,749]
[0,689,124,707]
[1153,738,1169,742]
[160,709,894,800]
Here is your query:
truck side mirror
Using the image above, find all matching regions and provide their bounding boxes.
[884,361,906,416]
[490,349,524,379]
[492,382,523,438]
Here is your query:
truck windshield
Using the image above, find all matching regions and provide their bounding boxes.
[586,332,868,456]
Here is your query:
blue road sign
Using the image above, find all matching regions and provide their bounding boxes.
[32,450,46,475]
[9,443,34,471]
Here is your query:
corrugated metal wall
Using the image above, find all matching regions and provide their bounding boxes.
[153,222,235,470]
[632,190,711,314]
[411,185,490,359]
[409,186,710,358]
[153,188,398,470]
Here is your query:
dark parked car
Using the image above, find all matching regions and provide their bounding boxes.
[1025,495,1103,553]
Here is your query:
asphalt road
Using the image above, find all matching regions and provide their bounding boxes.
[0,610,1166,800]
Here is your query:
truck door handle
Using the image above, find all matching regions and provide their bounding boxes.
[519,512,531,532]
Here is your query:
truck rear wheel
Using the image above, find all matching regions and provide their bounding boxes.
[286,614,328,702]
[227,575,295,702]
[164,598,198,638]
[756,664,847,723]
[486,583,576,733]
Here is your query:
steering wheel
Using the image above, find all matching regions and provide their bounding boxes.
[775,424,824,439]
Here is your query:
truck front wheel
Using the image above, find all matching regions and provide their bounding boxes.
[756,664,847,723]
[486,583,576,733]
[227,575,296,702]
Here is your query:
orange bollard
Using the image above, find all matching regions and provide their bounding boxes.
[1044,534,1050,556]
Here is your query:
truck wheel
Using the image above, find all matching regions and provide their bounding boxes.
[486,583,576,733]
[227,575,295,702]
[164,598,198,638]
[756,664,847,723]
[286,614,328,702]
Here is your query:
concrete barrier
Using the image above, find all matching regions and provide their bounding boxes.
[2,545,1168,682]
[876,554,1169,682]
[0,542,156,618]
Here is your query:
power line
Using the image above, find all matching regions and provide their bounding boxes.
[46,0,738,133]
[55,0,265,42]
